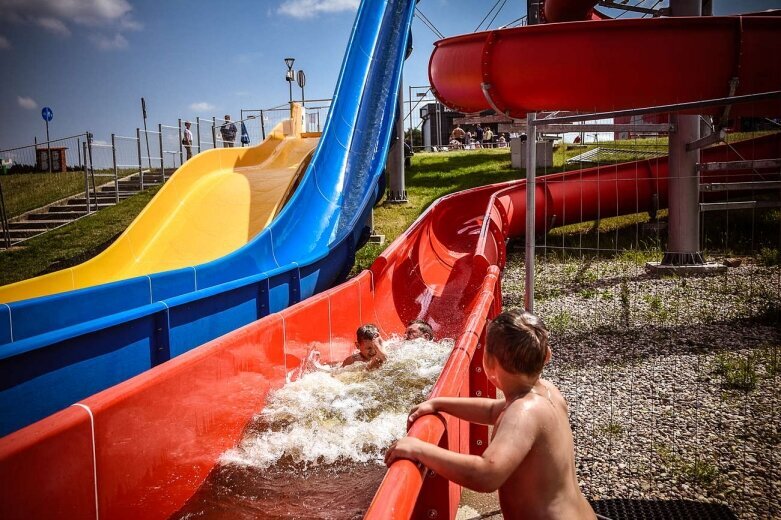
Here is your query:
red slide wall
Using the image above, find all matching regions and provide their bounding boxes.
[429,15,781,118]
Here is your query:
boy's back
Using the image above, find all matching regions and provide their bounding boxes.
[496,379,593,519]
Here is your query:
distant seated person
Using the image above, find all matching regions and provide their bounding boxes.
[497,134,507,147]
[342,323,387,370]
[449,138,463,150]
[404,319,434,341]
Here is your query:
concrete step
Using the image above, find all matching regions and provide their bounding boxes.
[67,195,126,206]
[28,212,85,221]
[9,220,72,230]
[47,204,113,213]
[6,229,44,239]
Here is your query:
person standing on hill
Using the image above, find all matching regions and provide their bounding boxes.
[182,121,194,161]
[220,115,237,147]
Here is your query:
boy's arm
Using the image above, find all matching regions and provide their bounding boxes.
[387,402,538,492]
[409,397,505,426]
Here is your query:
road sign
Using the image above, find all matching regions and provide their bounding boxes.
[41,107,53,122]
[297,70,306,89]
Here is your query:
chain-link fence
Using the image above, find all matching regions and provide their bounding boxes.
[504,114,780,518]
[0,134,89,218]
[0,101,330,248]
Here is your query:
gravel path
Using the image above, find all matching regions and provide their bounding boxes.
[501,251,780,520]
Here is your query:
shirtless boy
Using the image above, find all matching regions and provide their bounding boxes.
[404,319,434,341]
[341,323,387,370]
[385,309,595,519]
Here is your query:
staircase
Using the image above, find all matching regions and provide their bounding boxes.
[3,171,167,247]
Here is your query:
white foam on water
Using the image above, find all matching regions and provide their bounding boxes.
[221,336,453,469]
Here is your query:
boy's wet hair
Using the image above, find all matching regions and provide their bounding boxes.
[407,319,434,339]
[486,309,549,375]
[356,323,381,341]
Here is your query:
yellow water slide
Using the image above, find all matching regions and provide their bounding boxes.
[0,105,319,304]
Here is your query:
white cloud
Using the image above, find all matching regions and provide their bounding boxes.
[190,102,215,113]
[0,0,142,47]
[0,35,9,49]
[36,16,70,36]
[278,0,359,19]
[90,32,128,50]
[17,96,38,110]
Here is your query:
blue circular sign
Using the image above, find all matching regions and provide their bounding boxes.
[41,107,53,122]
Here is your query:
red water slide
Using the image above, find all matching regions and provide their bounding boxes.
[2,134,779,520]
[429,14,781,118]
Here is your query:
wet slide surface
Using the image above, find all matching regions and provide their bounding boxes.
[0,0,414,438]
[0,128,317,305]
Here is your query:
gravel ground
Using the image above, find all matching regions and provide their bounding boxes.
[498,250,781,520]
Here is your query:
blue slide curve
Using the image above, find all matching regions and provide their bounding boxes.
[0,0,417,436]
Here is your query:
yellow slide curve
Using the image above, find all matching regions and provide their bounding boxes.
[0,105,319,304]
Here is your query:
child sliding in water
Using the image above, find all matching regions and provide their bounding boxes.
[385,309,596,520]
[341,324,387,369]
[302,324,387,374]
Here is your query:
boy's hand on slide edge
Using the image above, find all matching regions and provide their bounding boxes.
[384,437,424,466]
[407,400,437,425]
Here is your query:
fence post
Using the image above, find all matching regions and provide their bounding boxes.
[260,110,266,141]
[196,118,202,154]
[111,134,120,203]
[77,137,82,168]
[158,123,165,181]
[178,118,184,166]
[87,132,97,210]
[136,127,144,191]
[0,178,10,248]
[83,141,91,214]
[211,116,217,148]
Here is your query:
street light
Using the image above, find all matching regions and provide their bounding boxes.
[284,57,295,115]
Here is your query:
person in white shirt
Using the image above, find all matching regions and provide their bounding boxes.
[183,121,194,161]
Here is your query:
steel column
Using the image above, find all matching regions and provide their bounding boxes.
[158,124,165,180]
[111,134,119,203]
[136,128,144,191]
[525,113,537,312]
[387,86,407,202]
[663,0,703,265]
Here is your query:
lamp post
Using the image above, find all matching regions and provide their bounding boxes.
[284,57,295,116]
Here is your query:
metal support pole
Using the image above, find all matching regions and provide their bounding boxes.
[663,113,703,265]
[158,123,165,180]
[196,118,202,153]
[178,118,184,166]
[212,117,217,148]
[111,134,120,203]
[661,0,703,266]
[387,86,408,203]
[83,141,90,214]
[45,120,52,173]
[409,85,414,150]
[87,131,96,210]
[525,113,537,312]
[136,127,144,191]
[260,110,266,141]
[77,137,82,168]
[436,102,442,148]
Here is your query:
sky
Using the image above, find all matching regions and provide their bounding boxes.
[1,0,780,150]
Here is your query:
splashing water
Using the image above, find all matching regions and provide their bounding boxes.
[221,337,453,470]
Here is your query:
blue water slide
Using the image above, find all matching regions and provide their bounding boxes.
[0,0,417,436]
